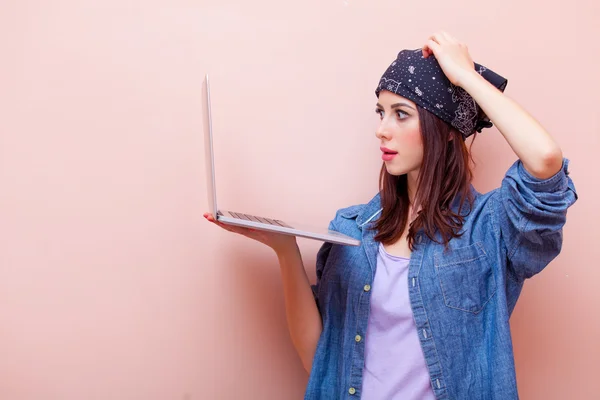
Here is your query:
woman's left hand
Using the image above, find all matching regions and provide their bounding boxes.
[422,31,476,87]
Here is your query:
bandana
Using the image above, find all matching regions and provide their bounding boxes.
[375,49,508,138]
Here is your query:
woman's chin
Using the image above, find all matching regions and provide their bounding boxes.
[385,162,420,177]
[385,164,406,176]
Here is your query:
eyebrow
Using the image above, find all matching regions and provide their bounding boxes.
[376,102,415,110]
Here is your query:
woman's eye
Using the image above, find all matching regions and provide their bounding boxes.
[397,110,409,119]
[375,109,409,120]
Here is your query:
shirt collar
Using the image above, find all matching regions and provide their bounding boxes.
[355,184,478,229]
[356,192,383,228]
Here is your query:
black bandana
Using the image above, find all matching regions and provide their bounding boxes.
[375,49,508,138]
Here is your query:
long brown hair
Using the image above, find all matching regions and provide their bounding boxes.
[372,105,477,250]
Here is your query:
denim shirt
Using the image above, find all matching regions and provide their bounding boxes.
[306,158,578,400]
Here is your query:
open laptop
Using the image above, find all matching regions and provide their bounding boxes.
[204,74,360,246]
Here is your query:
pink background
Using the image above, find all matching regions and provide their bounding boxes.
[1,1,598,399]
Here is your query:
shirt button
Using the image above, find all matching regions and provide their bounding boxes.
[355,335,362,342]
[349,387,356,395]
[363,284,371,292]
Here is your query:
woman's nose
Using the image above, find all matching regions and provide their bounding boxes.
[375,122,391,140]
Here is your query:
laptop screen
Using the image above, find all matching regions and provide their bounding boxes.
[203,74,218,217]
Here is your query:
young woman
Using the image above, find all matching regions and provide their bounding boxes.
[204,31,578,400]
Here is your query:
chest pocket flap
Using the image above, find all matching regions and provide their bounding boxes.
[434,241,496,314]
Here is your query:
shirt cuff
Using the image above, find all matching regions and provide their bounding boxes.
[515,157,571,193]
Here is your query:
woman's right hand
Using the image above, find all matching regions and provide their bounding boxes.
[203,212,298,253]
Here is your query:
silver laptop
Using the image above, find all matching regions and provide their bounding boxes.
[204,74,360,246]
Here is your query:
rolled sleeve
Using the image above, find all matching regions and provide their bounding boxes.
[495,157,578,281]
[310,219,336,314]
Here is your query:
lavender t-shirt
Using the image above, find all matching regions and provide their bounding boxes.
[361,243,436,400]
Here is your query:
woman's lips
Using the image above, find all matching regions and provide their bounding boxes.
[380,146,398,161]
[382,152,397,161]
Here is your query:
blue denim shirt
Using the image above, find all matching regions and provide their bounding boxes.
[307,158,578,400]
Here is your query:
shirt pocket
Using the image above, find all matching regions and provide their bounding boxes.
[433,241,496,314]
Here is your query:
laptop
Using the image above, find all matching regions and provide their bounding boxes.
[203,74,360,246]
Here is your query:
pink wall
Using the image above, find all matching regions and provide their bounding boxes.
[1,1,598,399]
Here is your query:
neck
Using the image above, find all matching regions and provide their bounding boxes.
[406,169,419,205]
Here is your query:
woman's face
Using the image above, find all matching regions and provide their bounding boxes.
[375,90,424,177]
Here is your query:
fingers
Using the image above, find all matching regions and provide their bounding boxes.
[423,31,462,58]
[423,31,445,58]
[430,32,445,45]
[203,212,257,235]
[202,212,296,250]
[422,39,441,58]
[435,31,459,44]
[203,212,229,230]
[439,31,458,43]
[203,212,217,223]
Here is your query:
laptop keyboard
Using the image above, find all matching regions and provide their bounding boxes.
[228,211,288,227]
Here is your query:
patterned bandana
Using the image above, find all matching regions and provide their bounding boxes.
[375,49,508,138]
